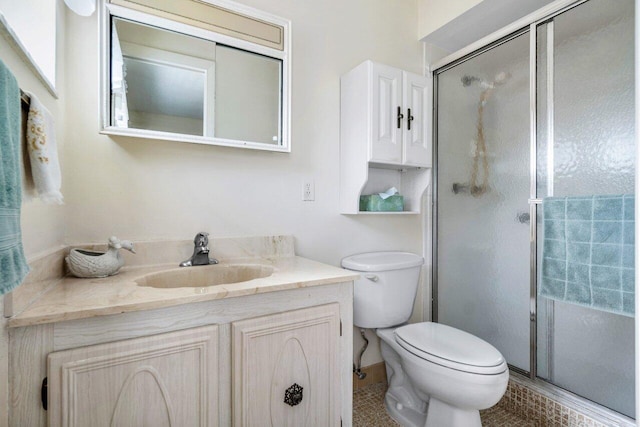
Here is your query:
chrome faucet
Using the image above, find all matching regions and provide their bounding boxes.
[179,232,219,267]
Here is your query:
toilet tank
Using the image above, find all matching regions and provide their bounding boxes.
[341,252,424,329]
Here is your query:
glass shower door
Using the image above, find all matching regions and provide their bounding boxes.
[435,32,531,372]
[535,0,635,417]
[435,0,635,418]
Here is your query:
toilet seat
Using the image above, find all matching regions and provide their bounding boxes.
[395,323,507,375]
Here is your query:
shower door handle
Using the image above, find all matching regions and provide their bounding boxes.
[397,106,404,129]
[517,212,530,224]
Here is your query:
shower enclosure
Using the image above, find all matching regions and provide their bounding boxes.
[433,0,635,419]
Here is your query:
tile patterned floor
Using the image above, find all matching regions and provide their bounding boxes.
[353,382,399,427]
[353,382,536,427]
[499,380,611,427]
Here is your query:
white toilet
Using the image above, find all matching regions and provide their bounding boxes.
[342,251,508,427]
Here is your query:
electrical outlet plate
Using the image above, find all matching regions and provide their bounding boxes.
[303,180,315,201]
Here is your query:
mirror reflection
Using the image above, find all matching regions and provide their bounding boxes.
[110,18,282,145]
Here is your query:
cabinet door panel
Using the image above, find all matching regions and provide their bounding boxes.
[269,337,312,425]
[48,325,218,427]
[371,64,403,164]
[232,304,340,427]
[403,71,431,167]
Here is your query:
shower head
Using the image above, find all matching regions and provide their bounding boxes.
[462,72,511,88]
[461,75,481,87]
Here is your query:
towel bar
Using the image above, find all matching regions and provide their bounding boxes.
[19,89,29,107]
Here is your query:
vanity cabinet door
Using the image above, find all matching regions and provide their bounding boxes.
[370,63,404,164]
[232,304,341,427]
[48,325,219,427]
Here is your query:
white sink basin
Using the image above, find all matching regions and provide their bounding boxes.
[136,264,274,289]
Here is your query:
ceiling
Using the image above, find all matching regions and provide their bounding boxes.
[422,0,556,53]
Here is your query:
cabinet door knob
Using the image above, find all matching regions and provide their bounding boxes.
[407,108,414,131]
[284,383,304,406]
[397,106,404,129]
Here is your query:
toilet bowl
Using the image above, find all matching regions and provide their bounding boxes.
[342,251,509,427]
[378,324,508,427]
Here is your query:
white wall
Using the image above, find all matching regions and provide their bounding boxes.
[0,0,57,86]
[0,2,67,258]
[418,0,481,40]
[0,3,66,426]
[64,0,423,259]
[63,0,424,367]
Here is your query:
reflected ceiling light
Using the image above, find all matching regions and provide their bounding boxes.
[64,0,96,16]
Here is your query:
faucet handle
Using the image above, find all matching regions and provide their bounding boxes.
[194,232,210,248]
[180,232,217,267]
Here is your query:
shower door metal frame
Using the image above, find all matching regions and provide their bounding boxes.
[431,0,594,382]
[528,19,539,381]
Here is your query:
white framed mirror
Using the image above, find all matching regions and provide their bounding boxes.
[100,0,291,152]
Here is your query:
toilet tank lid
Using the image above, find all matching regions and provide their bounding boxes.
[341,251,423,272]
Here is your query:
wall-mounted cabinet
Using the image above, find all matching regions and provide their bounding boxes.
[340,60,432,214]
[100,0,291,152]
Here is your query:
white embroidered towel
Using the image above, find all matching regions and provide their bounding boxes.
[25,92,63,204]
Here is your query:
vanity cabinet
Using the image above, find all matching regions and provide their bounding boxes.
[47,326,219,427]
[6,281,352,427]
[340,60,432,214]
[232,304,340,426]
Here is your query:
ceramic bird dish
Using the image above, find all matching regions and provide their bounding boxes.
[66,236,136,278]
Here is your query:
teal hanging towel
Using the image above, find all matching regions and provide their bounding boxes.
[540,195,634,317]
[0,59,29,295]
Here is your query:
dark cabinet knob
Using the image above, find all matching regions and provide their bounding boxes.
[284,383,303,407]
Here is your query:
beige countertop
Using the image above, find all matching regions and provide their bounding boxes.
[9,256,358,328]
